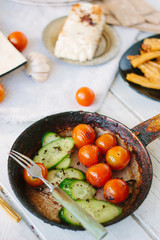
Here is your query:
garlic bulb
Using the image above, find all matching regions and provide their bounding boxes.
[25,52,50,82]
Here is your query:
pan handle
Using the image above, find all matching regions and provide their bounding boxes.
[131,114,160,146]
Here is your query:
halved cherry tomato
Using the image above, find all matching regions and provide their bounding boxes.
[0,84,5,103]
[95,133,117,154]
[72,124,95,149]
[86,163,112,187]
[103,179,129,204]
[23,163,48,187]
[76,87,95,106]
[8,31,27,52]
[106,146,130,170]
[78,144,101,167]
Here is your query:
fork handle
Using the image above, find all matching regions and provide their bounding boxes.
[52,187,107,240]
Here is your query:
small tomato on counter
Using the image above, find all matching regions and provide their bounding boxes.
[0,84,5,102]
[76,87,95,106]
[86,163,112,187]
[23,163,48,187]
[8,31,27,52]
[95,133,117,154]
[103,179,129,204]
[78,144,101,167]
[72,124,95,149]
[106,146,130,170]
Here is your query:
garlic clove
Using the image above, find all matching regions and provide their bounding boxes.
[30,64,50,73]
[31,72,49,82]
[25,51,51,82]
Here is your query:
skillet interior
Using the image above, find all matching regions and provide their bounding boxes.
[8,111,152,230]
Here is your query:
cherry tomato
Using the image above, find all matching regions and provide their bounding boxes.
[23,163,48,187]
[8,31,27,52]
[106,146,130,170]
[76,87,95,106]
[103,179,129,204]
[86,163,112,187]
[0,84,5,103]
[95,133,117,154]
[72,124,95,149]
[78,144,101,167]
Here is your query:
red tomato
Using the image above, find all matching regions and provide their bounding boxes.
[95,133,117,154]
[103,179,129,204]
[72,124,95,149]
[8,31,27,52]
[0,84,5,103]
[78,144,101,167]
[23,163,48,187]
[86,163,112,187]
[106,146,130,170]
[76,87,95,106]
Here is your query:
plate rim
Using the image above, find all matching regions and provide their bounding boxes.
[42,16,120,66]
[119,34,160,102]
[11,0,91,6]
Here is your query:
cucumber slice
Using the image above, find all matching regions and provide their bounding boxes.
[42,132,61,147]
[33,137,74,169]
[59,199,122,226]
[56,156,71,169]
[42,132,71,169]
[47,168,86,186]
[59,179,96,200]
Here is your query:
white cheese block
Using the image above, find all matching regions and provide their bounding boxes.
[54,3,106,62]
[0,31,27,77]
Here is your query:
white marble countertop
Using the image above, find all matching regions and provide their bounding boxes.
[0,0,160,240]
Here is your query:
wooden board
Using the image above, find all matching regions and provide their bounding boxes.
[0,89,160,239]
[0,0,160,239]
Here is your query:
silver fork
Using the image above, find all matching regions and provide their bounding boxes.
[9,150,107,240]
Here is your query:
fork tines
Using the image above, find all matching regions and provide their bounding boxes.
[9,150,35,170]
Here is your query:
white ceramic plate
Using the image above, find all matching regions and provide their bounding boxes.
[42,17,120,66]
[11,0,91,6]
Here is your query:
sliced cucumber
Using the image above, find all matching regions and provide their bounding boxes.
[47,168,86,186]
[59,179,96,200]
[56,156,71,169]
[33,137,74,169]
[42,132,61,147]
[42,132,71,169]
[59,199,122,226]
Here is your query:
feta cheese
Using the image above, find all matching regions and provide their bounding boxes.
[54,3,106,62]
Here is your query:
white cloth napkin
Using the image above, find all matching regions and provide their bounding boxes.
[0,2,138,123]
